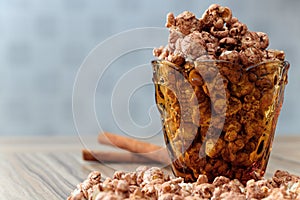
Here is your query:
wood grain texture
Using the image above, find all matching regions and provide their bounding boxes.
[0,136,299,199]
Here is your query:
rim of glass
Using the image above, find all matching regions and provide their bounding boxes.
[152,59,289,72]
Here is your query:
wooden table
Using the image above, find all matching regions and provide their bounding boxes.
[0,136,299,200]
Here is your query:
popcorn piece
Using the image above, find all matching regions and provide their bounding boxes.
[180,32,207,61]
[174,11,201,35]
[166,13,176,28]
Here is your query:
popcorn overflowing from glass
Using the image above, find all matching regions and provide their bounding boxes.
[152,4,290,183]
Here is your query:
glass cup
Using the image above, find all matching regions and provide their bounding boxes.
[152,59,289,184]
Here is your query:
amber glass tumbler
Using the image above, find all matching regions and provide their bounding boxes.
[152,59,289,183]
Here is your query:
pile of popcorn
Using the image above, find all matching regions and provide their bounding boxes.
[68,166,300,200]
[154,4,285,66]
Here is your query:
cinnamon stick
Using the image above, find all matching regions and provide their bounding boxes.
[82,149,160,163]
[98,132,170,164]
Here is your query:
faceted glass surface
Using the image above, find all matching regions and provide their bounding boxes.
[152,59,289,183]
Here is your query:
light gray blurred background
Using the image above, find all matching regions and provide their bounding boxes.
[0,0,299,136]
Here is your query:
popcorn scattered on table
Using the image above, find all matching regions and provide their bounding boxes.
[68,167,300,200]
